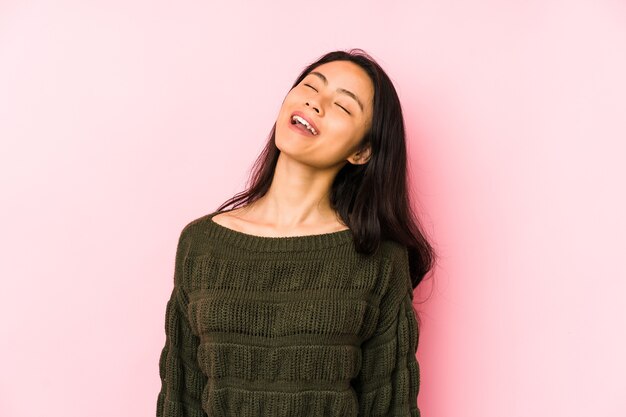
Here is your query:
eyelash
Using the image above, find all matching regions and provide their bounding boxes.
[303,83,351,115]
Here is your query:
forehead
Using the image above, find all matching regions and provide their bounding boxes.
[307,61,374,104]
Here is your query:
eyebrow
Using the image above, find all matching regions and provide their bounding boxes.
[308,71,365,112]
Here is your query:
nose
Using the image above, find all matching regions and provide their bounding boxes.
[305,100,322,115]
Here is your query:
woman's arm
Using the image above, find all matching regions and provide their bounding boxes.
[156,229,207,417]
[352,245,421,417]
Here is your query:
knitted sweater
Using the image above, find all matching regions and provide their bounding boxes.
[156,210,421,417]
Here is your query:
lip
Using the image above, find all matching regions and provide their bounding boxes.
[290,110,320,136]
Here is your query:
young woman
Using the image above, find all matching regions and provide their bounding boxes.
[157,49,435,417]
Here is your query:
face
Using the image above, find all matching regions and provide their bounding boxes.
[274,60,374,169]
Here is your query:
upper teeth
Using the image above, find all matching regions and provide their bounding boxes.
[292,115,318,135]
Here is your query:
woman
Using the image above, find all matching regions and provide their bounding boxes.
[157,49,436,417]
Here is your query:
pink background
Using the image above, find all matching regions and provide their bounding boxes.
[1,1,625,416]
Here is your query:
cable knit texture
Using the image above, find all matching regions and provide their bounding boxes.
[156,211,421,417]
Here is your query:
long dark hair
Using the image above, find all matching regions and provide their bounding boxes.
[216,48,436,294]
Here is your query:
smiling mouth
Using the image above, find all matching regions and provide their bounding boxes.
[291,115,318,135]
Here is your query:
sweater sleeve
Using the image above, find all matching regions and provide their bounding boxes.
[352,245,421,417]
[156,229,207,417]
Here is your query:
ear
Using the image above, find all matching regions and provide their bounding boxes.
[347,143,372,165]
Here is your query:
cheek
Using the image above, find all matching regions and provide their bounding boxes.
[277,100,293,124]
[321,118,349,138]
[284,89,303,103]
[331,117,366,139]
[356,114,372,138]
[279,92,300,115]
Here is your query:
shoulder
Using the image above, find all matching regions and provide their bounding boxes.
[378,239,412,299]
[178,210,219,240]
[171,211,219,285]
[170,211,220,263]
[379,239,409,268]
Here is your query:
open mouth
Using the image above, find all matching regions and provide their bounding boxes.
[290,114,319,136]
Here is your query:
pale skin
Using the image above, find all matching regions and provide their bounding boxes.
[212,60,374,237]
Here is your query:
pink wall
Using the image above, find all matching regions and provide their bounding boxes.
[1,1,625,416]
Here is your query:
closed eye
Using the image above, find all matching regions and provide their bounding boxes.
[336,103,351,115]
[303,82,350,115]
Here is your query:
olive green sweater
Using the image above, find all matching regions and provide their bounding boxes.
[156,211,421,417]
